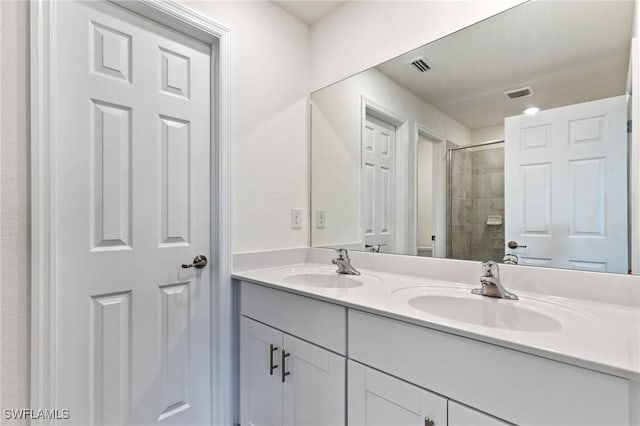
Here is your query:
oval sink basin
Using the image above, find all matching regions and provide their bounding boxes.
[408,294,562,332]
[283,272,365,288]
[390,286,583,332]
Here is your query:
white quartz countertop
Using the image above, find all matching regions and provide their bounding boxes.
[233,262,640,381]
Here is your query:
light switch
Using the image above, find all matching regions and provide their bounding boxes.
[316,209,326,229]
[290,208,302,229]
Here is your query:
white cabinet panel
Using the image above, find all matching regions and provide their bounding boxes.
[241,316,346,426]
[241,318,283,426]
[241,281,347,354]
[283,335,346,426]
[348,309,629,426]
[348,361,447,426]
[448,401,511,426]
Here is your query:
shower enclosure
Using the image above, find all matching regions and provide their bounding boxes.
[447,141,505,262]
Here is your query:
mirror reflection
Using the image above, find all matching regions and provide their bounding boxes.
[310,0,636,274]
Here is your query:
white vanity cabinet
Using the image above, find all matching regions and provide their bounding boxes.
[240,282,347,426]
[348,309,630,426]
[238,281,636,426]
[348,360,511,426]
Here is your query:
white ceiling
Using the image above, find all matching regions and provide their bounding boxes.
[375,1,634,130]
[273,1,347,25]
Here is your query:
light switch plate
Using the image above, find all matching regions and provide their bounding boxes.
[316,209,326,229]
[290,208,302,229]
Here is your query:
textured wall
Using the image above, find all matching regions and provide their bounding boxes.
[1,0,30,420]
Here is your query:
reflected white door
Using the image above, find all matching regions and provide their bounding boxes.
[505,96,627,273]
[56,1,211,424]
[362,115,396,253]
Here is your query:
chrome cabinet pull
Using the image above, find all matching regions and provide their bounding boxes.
[269,344,278,375]
[181,255,208,269]
[281,350,290,383]
[424,417,435,426]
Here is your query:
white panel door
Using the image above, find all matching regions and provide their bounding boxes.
[448,401,511,426]
[55,2,211,424]
[240,318,284,426]
[362,115,396,253]
[505,96,627,273]
[283,335,346,426]
[348,361,447,426]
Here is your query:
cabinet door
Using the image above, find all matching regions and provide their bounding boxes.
[283,334,346,426]
[241,318,284,426]
[348,361,447,426]
[448,401,512,426]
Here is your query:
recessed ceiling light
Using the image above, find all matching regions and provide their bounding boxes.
[523,107,540,116]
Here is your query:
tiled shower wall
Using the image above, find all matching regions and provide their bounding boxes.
[470,146,505,262]
[449,149,472,259]
[448,145,505,261]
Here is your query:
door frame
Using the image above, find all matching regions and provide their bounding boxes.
[630,37,639,274]
[30,1,233,424]
[414,124,446,258]
[360,96,409,254]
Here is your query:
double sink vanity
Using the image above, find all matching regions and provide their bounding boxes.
[233,2,640,424]
[233,248,640,426]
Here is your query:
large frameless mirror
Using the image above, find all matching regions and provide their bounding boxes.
[310,0,637,274]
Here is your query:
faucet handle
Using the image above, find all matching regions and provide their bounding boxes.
[481,261,498,277]
[334,248,349,260]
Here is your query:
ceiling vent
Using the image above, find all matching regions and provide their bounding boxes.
[408,57,431,73]
[504,86,534,99]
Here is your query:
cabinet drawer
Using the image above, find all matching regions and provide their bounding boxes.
[240,281,347,354]
[348,309,630,426]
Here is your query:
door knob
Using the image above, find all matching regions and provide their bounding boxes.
[507,241,527,249]
[181,255,208,269]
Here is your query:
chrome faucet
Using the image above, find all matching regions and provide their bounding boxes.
[471,261,518,300]
[332,249,361,275]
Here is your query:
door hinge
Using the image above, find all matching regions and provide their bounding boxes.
[628,120,632,133]
[431,235,436,241]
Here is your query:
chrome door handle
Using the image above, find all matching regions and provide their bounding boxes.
[365,244,386,253]
[181,255,208,269]
[507,241,527,249]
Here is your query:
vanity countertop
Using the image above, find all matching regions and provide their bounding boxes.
[233,262,640,381]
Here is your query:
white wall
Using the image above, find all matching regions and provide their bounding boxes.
[471,124,505,144]
[311,68,470,249]
[184,1,310,253]
[309,0,526,92]
[1,0,30,416]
